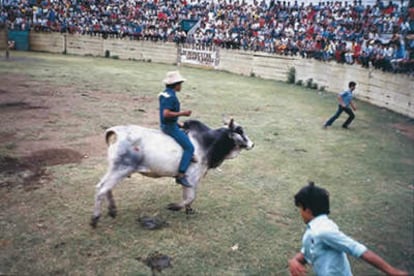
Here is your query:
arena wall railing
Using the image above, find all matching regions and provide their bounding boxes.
[0,28,7,50]
[1,30,412,118]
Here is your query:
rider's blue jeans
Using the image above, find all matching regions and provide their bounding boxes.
[161,124,194,174]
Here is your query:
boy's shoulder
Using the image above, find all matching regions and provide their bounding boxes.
[309,215,339,235]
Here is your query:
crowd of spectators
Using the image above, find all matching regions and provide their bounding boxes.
[1,0,413,73]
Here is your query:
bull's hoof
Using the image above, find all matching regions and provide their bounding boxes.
[90,215,100,228]
[166,203,183,211]
[185,207,195,215]
[108,207,117,218]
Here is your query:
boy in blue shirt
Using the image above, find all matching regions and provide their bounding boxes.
[159,71,194,188]
[289,182,408,276]
[324,81,357,129]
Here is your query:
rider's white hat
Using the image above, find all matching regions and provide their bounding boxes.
[163,71,186,85]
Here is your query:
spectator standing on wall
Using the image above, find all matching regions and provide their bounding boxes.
[323,81,357,129]
[390,40,407,71]
[344,41,355,64]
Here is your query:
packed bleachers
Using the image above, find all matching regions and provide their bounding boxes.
[1,0,413,73]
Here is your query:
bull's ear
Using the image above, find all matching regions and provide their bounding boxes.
[228,118,234,129]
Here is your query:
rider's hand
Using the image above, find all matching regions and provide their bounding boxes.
[181,110,192,117]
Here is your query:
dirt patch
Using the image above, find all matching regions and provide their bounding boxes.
[22,148,84,167]
[0,73,158,159]
[0,56,41,63]
[0,132,16,144]
[0,149,83,191]
[393,123,414,141]
[137,252,173,274]
[0,101,46,110]
[0,72,159,190]
[137,215,169,230]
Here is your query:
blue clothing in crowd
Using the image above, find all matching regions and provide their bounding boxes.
[301,215,367,276]
[394,45,406,59]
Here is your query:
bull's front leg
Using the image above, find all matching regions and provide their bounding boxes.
[167,187,196,212]
[167,166,202,212]
[183,187,196,214]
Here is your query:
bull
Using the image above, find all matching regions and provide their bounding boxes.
[91,118,254,228]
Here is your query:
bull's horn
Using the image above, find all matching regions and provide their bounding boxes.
[222,114,235,124]
[228,118,234,129]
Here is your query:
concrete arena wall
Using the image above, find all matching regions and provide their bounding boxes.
[27,33,178,64]
[0,29,7,50]
[293,59,414,118]
[103,39,177,64]
[66,34,103,56]
[66,34,177,64]
[30,32,64,53]
[3,32,412,118]
[219,48,414,118]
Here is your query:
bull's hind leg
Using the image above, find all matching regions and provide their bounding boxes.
[91,168,133,228]
[107,190,117,218]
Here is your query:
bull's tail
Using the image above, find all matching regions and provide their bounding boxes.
[105,130,117,146]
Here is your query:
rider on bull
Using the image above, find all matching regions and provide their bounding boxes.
[159,71,194,188]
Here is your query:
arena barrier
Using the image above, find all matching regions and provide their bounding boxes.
[0,30,412,118]
[0,28,7,50]
[8,30,30,51]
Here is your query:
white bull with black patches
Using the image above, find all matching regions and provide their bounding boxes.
[91,119,254,228]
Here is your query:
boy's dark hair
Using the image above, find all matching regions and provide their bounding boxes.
[348,81,356,88]
[294,181,330,216]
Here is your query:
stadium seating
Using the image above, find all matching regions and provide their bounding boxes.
[1,0,412,73]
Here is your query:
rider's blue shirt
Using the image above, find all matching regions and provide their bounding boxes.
[159,87,180,127]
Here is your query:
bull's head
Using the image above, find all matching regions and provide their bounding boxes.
[224,117,254,151]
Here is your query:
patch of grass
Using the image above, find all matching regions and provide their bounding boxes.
[0,51,413,275]
[4,142,17,150]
